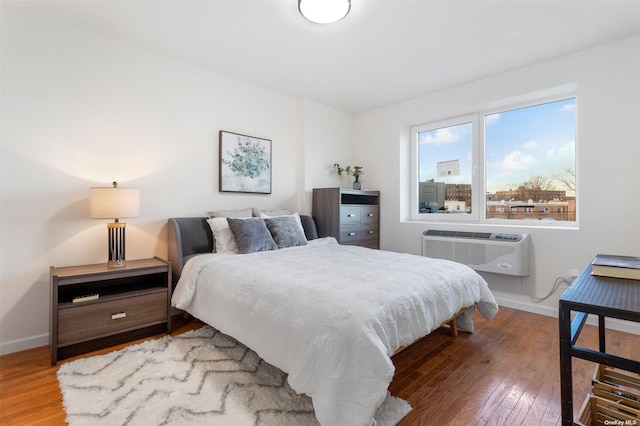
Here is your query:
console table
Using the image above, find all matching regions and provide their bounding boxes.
[558,260,640,425]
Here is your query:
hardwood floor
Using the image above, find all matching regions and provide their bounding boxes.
[0,315,204,426]
[391,307,638,425]
[0,308,637,425]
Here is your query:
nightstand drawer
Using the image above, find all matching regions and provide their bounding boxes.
[58,291,167,345]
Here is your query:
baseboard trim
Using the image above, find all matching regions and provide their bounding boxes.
[494,297,640,335]
[0,333,48,356]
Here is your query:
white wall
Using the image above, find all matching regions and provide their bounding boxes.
[3,7,637,355]
[301,100,356,213]
[355,35,640,331]
[0,8,354,353]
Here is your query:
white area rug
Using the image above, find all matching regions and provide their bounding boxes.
[57,326,411,425]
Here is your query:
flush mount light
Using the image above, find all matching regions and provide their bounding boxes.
[298,0,351,24]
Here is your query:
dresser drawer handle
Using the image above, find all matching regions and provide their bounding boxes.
[347,214,356,217]
[367,213,374,217]
[368,230,374,234]
[111,312,127,320]
[348,232,356,236]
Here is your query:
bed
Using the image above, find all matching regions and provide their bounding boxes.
[168,213,498,426]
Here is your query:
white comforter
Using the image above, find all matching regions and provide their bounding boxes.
[172,237,498,426]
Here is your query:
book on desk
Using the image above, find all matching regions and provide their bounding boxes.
[591,254,640,280]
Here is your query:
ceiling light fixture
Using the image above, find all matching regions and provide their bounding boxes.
[298,0,351,24]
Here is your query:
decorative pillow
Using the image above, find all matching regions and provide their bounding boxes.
[265,216,308,249]
[207,208,253,218]
[252,207,291,217]
[259,212,306,236]
[227,218,278,254]
[206,217,240,254]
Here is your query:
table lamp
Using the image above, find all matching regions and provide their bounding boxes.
[89,181,140,267]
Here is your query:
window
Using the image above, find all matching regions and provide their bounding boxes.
[411,92,576,225]
[415,118,475,218]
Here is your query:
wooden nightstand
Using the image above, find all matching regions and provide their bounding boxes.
[49,257,171,365]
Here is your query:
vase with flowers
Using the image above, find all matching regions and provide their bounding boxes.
[333,163,363,190]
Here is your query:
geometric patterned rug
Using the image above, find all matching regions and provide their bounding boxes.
[57,326,411,426]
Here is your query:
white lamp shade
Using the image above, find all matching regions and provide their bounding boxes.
[90,187,140,219]
[299,0,351,24]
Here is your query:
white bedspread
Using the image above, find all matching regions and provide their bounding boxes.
[172,237,498,426]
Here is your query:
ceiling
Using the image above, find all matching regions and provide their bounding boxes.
[6,0,640,114]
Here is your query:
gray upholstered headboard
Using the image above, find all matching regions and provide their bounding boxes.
[167,215,318,286]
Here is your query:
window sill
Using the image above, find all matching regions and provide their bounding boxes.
[401,218,579,231]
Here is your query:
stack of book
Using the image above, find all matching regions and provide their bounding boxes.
[72,293,99,303]
[591,254,640,280]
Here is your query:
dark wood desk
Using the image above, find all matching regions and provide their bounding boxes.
[558,261,640,425]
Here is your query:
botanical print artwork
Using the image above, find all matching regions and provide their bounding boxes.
[219,130,272,194]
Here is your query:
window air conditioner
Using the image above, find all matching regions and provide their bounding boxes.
[421,230,530,276]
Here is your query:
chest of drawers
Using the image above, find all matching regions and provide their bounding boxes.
[312,187,380,249]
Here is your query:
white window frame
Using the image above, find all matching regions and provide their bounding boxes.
[410,85,578,228]
[410,114,480,222]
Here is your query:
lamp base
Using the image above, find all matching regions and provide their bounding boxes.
[107,221,127,267]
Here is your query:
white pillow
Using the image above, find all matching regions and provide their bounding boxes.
[206,217,240,253]
[206,208,252,218]
[259,212,306,239]
[252,207,291,217]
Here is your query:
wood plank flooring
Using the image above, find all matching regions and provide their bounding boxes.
[391,307,638,425]
[0,307,637,425]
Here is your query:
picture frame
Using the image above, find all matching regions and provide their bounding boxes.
[219,130,272,194]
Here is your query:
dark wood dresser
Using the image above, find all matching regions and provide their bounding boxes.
[312,187,380,249]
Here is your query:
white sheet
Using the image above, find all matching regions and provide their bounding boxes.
[172,237,498,426]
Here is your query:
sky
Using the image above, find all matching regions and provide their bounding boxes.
[418,97,576,196]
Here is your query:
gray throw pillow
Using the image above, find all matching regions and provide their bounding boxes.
[265,216,308,249]
[227,218,277,254]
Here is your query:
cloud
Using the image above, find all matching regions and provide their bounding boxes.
[523,140,539,150]
[546,141,574,158]
[501,150,535,170]
[559,103,575,112]
[558,140,575,154]
[485,113,501,126]
[420,127,462,145]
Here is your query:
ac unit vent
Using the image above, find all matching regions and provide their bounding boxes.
[424,229,493,240]
[422,230,530,276]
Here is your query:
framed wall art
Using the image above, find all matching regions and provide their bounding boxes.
[219,130,272,194]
